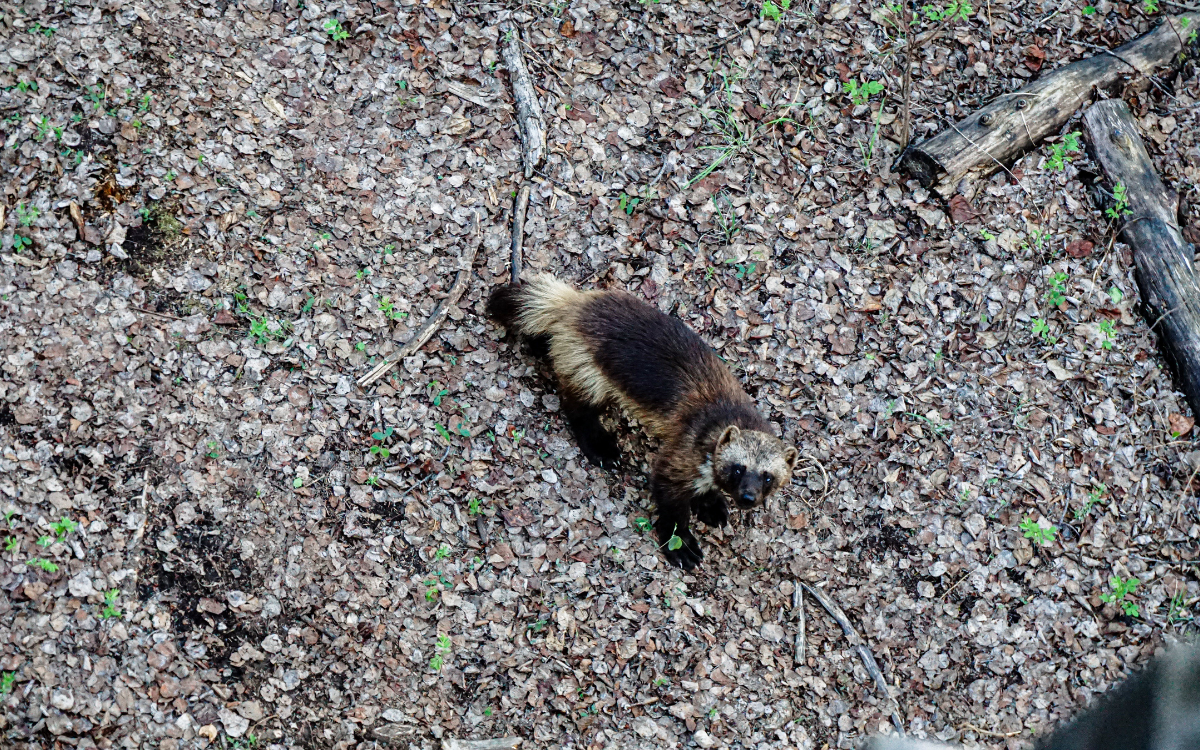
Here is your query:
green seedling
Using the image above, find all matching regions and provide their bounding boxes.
[27,558,59,573]
[1076,483,1106,519]
[1098,318,1116,350]
[370,426,394,460]
[467,497,482,515]
[1031,318,1055,344]
[292,477,303,488]
[206,440,220,458]
[1143,0,1159,12]
[1101,576,1140,617]
[435,544,450,560]
[3,537,17,553]
[12,233,32,253]
[37,536,53,547]
[1019,517,1056,546]
[483,707,494,716]
[50,516,76,540]
[429,381,449,406]
[100,589,121,619]
[0,672,13,695]
[366,475,380,486]
[323,18,349,41]
[1108,286,1124,304]
[635,517,652,533]
[1046,131,1082,172]
[667,524,683,551]
[1082,4,1096,14]
[979,228,995,241]
[618,192,640,215]
[1106,182,1131,219]
[376,295,408,322]
[1045,272,1069,307]
[355,341,366,351]
[16,203,39,227]
[843,79,884,106]
[920,0,973,22]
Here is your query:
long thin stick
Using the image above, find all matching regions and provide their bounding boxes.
[802,583,904,736]
[499,23,544,179]
[357,242,480,388]
[510,184,530,285]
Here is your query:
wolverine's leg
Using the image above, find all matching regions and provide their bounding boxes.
[652,469,703,569]
[692,490,729,528]
[559,390,620,469]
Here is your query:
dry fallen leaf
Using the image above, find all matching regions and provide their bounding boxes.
[1170,413,1194,437]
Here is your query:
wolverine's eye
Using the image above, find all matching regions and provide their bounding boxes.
[730,465,745,480]
[764,475,774,487]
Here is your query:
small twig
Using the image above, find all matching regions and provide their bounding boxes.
[442,739,522,750]
[792,583,806,664]
[510,184,530,285]
[961,722,1021,738]
[358,243,480,388]
[802,583,904,736]
[133,307,186,321]
[938,570,972,602]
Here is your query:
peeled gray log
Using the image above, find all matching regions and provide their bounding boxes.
[1082,98,1200,417]
[499,24,544,179]
[897,13,1197,195]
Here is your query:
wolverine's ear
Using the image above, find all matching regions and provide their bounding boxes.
[715,425,741,453]
[783,446,799,471]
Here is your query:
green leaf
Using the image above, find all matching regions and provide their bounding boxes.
[292,477,303,488]
[667,534,682,551]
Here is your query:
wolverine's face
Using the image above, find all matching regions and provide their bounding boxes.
[713,426,799,508]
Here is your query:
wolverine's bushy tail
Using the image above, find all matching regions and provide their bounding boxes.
[486,274,582,337]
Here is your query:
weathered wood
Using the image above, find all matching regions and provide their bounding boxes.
[499,24,544,179]
[897,14,1197,195]
[1082,99,1200,417]
[510,183,530,285]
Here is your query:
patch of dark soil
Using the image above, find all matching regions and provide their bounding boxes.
[862,519,916,561]
[137,514,262,674]
[0,404,14,426]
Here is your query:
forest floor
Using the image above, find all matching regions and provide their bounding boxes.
[3,0,1200,748]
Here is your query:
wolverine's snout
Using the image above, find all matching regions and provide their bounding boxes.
[736,476,765,508]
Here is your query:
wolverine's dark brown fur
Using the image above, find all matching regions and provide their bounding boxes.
[487,275,797,568]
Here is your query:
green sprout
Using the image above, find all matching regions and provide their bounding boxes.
[27,558,60,573]
[1046,131,1082,172]
[0,672,14,695]
[635,517,652,533]
[100,589,121,619]
[843,79,884,106]
[370,426,395,460]
[16,203,39,226]
[1019,518,1056,546]
[429,633,452,671]
[1076,483,1107,519]
[1100,576,1140,617]
[323,18,349,41]
[1106,182,1131,219]
[50,517,77,540]
[13,234,33,253]
[1098,318,1116,350]
[1045,272,1069,307]
[435,544,450,560]
[467,497,482,515]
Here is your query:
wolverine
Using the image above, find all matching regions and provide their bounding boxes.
[487,274,798,569]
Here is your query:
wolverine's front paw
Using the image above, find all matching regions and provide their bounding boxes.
[659,524,703,569]
[693,493,729,528]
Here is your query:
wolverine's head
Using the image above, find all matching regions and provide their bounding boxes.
[712,425,799,508]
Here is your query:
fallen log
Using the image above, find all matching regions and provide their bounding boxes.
[897,13,1197,195]
[1081,98,1200,417]
[499,23,545,179]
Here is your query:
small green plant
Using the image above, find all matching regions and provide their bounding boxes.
[1098,318,1116,350]
[979,228,995,241]
[377,295,408,322]
[1166,590,1190,624]
[100,589,121,619]
[50,517,77,540]
[16,203,39,227]
[467,497,482,515]
[27,558,60,573]
[1106,182,1131,219]
[366,475,380,486]
[843,79,884,106]
[0,672,14,695]
[635,517,652,533]
[1108,286,1124,305]
[355,341,366,351]
[430,633,452,671]
[483,707,494,717]
[1027,316,1056,343]
[653,676,669,686]
[1076,483,1106,519]
[12,234,32,252]
[1143,0,1159,13]
[1045,272,1069,307]
[666,525,683,551]
[292,477,303,489]
[1082,4,1096,15]
[1100,576,1140,617]
[1019,517,1056,546]
[617,192,640,215]
[1046,132,1082,172]
[323,18,349,41]
[435,544,450,560]
[429,381,449,406]
[37,535,53,548]
[920,0,973,22]
[370,426,395,460]
[16,80,38,93]
[206,440,220,459]
[3,537,17,553]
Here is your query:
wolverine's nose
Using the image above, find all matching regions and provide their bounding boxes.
[737,491,758,508]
